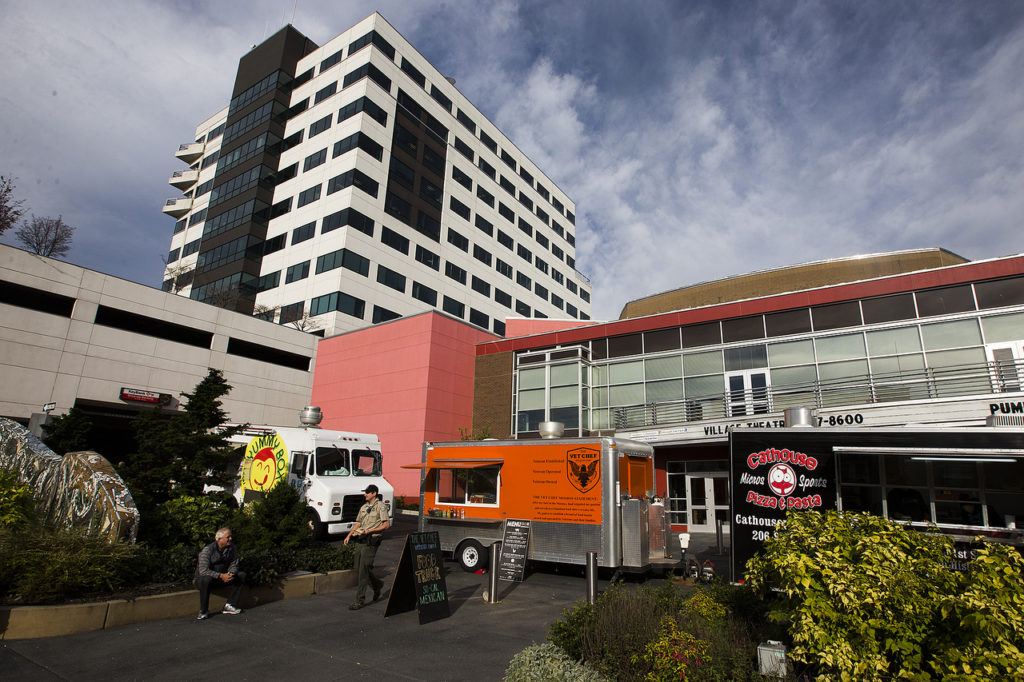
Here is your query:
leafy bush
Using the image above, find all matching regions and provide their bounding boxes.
[746,510,1024,680]
[632,616,710,681]
[0,469,36,529]
[547,582,757,681]
[234,482,309,552]
[504,643,606,682]
[158,495,233,549]
[0,527,142,603]
[548,600,596,662]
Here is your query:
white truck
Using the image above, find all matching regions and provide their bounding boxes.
[226,407,394,540]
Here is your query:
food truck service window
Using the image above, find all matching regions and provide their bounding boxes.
[436,466,500,506]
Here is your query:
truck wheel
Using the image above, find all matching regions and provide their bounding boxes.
[457,539,488,572]
[307,508,325,541]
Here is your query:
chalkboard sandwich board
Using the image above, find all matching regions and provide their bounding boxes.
[384,531,451,624]
[497,519,531,582]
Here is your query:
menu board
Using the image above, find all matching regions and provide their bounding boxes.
[497,519,531,582]
[384,531,450,624]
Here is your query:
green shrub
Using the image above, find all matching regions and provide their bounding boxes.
[746,510,1024,680]
[0,527,142,603]
[548,601,596,661]
[233,482,309,552]
[0,469,36,529]
[504,643,606,682]
[547,582,759,682]
[159,495,232,549]
[632,616,710,681]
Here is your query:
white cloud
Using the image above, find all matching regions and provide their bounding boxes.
[1,0,1022,324]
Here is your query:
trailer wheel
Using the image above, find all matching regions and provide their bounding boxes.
[457,539,488,572]
[307,508,325,541]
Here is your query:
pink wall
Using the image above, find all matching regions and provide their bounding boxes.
[310,312,495,498]
[504,317,598,338]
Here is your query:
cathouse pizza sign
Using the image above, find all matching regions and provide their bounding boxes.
[730,432,838,581]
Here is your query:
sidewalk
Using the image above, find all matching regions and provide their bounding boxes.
[1,515,613,681]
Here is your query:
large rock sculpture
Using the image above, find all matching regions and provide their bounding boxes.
[0,418,139,542]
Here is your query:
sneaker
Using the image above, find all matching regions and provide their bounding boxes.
[348,602,365,611]
[222,604,242,615]
[197,612,208,621]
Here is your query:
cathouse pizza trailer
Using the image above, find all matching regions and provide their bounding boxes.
[730,425,1024,580]
[405,436,681,574]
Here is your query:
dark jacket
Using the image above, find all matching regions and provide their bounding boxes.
[195,541,240,580]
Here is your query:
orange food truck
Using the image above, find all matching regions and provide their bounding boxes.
[404,436,680,574]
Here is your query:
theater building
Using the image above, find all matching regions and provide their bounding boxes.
[471,248,1024,534]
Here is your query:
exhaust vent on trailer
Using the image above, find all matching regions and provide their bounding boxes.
[300,406,323,427]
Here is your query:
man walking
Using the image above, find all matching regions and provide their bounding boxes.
[195,527,246,620]
[344,484,390,610]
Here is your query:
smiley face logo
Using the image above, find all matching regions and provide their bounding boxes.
[768,463,796,497]
[248,448,276,490]
[241,433,289,493]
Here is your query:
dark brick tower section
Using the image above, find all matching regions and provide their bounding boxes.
[190,25,318,313]
[472,351,514,438]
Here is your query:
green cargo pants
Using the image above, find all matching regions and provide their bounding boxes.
[353,540,383,605]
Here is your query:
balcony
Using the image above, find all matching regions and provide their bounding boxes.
[610,358,1024,431]
[162,196,193,217]
[168,168,199,190]
[175,142,204,163]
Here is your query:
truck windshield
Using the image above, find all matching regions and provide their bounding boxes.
[314,447,350,476]
[351,449,382,476]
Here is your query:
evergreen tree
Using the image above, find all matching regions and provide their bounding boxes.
[40,407,93,454]
[120,369,246,508]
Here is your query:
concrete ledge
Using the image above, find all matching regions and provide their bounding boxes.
[104,591,198,628]
[1,601,109,640]
[1,569,355,640]
[314,569,358,593]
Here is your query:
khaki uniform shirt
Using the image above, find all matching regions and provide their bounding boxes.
[355,497,389,534]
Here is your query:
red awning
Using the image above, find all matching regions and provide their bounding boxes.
[400,458,504,470]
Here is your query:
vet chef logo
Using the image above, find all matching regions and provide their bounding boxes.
[566,447,600,493]
[742,447,824,511]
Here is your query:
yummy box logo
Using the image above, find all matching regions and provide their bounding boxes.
[743,447,823,511]
[241,433,289,493]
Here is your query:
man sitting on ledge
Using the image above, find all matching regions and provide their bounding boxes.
[195,527,246,620]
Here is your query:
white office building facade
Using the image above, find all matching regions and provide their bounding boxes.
[163,13,592,337]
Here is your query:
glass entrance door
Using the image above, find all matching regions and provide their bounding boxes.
[685,473,730,533]
[725,370,770,417]
[987,342,1024,392]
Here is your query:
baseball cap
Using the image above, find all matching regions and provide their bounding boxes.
[363,484,379,494]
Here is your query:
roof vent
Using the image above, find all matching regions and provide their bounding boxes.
[784,407,816,428]
[539,421,565,439]
[299,406,323,427]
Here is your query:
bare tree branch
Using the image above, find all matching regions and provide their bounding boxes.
[15,215,75,258]
[0,175,26,235]
[288,312,322,332]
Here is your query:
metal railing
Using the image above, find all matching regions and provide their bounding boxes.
[612,357,1024,430]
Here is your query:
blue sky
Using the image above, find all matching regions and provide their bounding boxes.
[3,1,1024,320]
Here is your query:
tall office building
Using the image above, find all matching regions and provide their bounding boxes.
[162,13,592,337]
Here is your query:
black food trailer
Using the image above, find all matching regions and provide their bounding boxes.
[730,426,1024,580]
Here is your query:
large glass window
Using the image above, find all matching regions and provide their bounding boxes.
[866,327,921,355]
[921,319,982,351]
[815,333,866,362]
[436,466,499,506]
